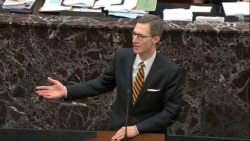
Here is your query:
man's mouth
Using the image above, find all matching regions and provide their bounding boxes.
[133,45,139,48]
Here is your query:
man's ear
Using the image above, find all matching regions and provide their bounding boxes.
[153,36,161,44]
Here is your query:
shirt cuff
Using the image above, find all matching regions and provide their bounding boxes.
[134,125,140,134]
[64,86,68,98]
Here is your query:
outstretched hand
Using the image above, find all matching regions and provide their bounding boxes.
[36,77,66,99]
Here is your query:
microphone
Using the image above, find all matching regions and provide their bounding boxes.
[124,89,131,141]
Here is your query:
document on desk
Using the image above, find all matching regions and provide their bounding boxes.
[136,0,157,11]
[62,0,95,8]
[93,0,123,8]
[104,0,137,11]
[222,2,250,16]
[190,5,212,13]
[39,0,71,12]
[163,8,193,21]
[196,16,224,22]
[104,0,148,18]
[2,0,36,9]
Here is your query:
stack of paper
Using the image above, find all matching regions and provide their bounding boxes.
[190,5,212,13]
[39,0,102,13]
[62,0,95,8]
[196,16,224,22]
[163,8,193,21]
[104,0,151,19]
[222,2,250,16]
[39,0,154,17]
[39,0,71,12]
[2,0,36,9]
[93,0,123,8]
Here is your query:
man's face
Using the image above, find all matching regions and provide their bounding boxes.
[132,23,159,57]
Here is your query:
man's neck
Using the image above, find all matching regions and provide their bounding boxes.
[138,49,156,61]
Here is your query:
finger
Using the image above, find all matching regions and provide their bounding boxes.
[36,91,49,96]
[111,132,124,140]
[111,135,123,140]
[36,90,49,93]
[36,86,50,90]
[116,134,125,140]
[43,95,54,99]
[111,132,120,139]
[111,127,126,140]
[111,134,118,139]
[40,92,57,99]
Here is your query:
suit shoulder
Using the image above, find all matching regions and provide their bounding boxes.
[157,53,180,70]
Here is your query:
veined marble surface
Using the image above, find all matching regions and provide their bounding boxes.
[0,12,249,139]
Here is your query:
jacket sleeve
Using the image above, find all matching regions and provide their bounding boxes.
[65,54,117,100]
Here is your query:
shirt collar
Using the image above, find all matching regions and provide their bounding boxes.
[134,51,156,69]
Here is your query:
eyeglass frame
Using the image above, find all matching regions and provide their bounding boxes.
[131,31,155,41]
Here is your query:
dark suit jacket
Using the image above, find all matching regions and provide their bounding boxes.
[66,48,182,134]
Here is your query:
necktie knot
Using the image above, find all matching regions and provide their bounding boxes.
[139,62,145,68]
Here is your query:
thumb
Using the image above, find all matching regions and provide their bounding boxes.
[47,77,59,85]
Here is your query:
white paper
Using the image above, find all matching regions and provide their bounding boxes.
[93,0,122,8]
[104,0,137,11]
[108,11,147,19]
[62,0,95,7]
[222,2,250,16]
[163,8,193,21]
[73,7,102,12]
[190,5,212,13]
[39,0,71,12]
[103,0,147,18]
[196,16,224,22]
[2,0,36,9]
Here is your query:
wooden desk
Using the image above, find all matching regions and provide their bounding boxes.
[95,131,165,141]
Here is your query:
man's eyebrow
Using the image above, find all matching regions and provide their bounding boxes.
[133,31,147,35]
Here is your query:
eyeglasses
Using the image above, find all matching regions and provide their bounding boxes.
[132,32,153,41]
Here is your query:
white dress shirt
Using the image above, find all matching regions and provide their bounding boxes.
[132,51,156,84]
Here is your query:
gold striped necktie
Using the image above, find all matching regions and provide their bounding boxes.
[132,62,145,105]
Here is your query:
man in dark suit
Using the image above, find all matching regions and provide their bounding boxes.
[36,14,182,140]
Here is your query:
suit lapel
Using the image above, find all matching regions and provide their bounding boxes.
[123,50,136,108]
[125,52,135,90]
